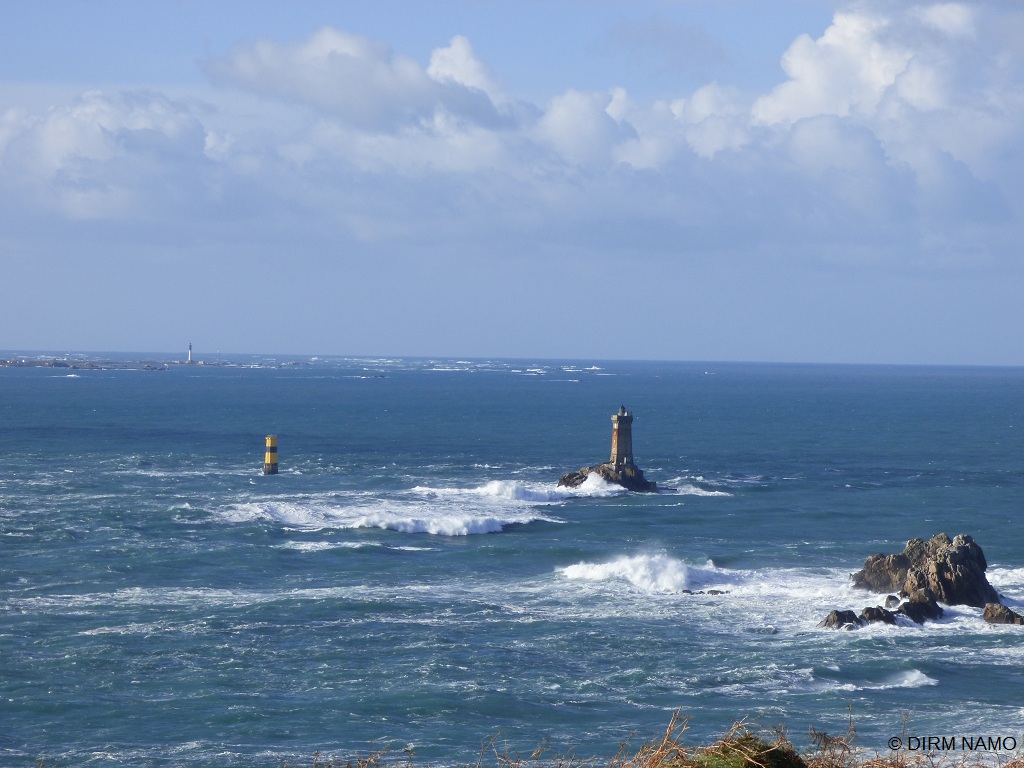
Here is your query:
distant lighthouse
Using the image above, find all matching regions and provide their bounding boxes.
[610,405,635,468]
[557,405,657,492]
[187,343,192,364]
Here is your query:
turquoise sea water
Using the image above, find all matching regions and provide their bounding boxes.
[2,356,1023,766]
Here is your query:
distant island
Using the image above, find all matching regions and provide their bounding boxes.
[0,357,171,371]
[0,354,315,371]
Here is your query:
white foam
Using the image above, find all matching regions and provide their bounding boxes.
[274,541,381,552]
[834,669,939,691]
[558,553,724,594]
[220,485,562,536]
[989,566,1024,603]
[413,480,570,503]
[346,511,520,536]
[670,483,732,497]
[545,473,628,498]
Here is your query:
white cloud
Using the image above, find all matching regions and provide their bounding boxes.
[668,83,750,158]
[0,3,1021,273]
[0,90,208,219]
[205,27,503,131]
[534,89,634,166]
[427,35,501,100]
[752,10,912,124]
[914,3,975,38]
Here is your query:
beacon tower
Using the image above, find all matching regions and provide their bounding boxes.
[610,406,634,468]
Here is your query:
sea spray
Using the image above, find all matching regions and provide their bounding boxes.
[559,553,722,594]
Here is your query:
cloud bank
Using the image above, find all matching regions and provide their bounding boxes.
[1,1,1022,361]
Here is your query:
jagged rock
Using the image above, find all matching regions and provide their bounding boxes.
[983,603,1024,625]
[860,606,897,625]
[852,533,999,608]
[896,588,944,624]
[884,595,901,609]
[817,609,863,630]
[557,461,657,493]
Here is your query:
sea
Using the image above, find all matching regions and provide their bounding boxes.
[2,354,1023,767]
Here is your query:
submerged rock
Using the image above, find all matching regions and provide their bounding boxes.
[817,610,863,630]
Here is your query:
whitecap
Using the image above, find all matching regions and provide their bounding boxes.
[834,669,939,691]
[988,566,1024,603]
[556,473,627,498]
[347,511,514,536]
[274,541,381,552]
[671,483,732,497]
[413,479,568,503]
[220,494,560,536]
[558,553,724,594]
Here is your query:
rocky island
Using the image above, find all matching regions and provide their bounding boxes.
[558,406,658,493]
[818,533,1023,629]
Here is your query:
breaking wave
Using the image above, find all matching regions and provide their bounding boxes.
[558,553,726,594]
[221,497,559,536]
[218,475,581,536]
[834,669,939,691]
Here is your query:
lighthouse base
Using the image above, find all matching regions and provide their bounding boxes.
[557,461,657,493]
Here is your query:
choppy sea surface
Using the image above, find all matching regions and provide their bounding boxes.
[2,355,1023,767]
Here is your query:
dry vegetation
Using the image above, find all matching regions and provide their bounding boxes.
[279,712,1024,768]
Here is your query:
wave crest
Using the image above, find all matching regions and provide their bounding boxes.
[220,494,560,537]
[558,553,722,594]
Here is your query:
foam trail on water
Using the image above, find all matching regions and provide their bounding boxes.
[274,541,381,552]
[220,476,566,536]
[835,669,939,691]
[673,484,732,497]
[662,477,732,496]
[413,480,568,503]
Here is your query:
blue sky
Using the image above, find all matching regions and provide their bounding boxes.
[2,1,1022,364]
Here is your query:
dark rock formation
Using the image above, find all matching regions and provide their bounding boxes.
[860,605,897,625]
[895,588,944,624]
[817,609,863,630]
[983,603,1024,625]
[852,533,1000,608]
[557,461,657,493]
[559,406,658,493]
[819,597,938,630]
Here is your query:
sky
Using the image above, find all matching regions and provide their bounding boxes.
[1,1,1022,365]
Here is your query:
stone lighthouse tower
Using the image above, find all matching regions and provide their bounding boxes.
[558,404,657,492]
[610,406,634,467]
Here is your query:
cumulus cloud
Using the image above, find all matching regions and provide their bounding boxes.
[752,10,912,124]
[535,89,635,165]
[0,90,209,219]
[427,35,501,100]
[0,2,1021,271]
[205,27,504,130]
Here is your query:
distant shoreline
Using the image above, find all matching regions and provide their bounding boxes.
[0,356,317,371]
